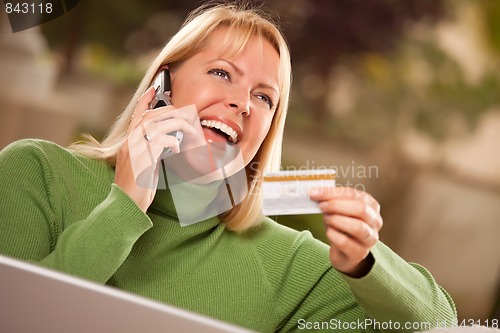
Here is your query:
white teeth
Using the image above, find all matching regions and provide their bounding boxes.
[200,120,238,143]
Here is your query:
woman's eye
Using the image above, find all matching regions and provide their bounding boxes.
[208,68,231,80]
[256,94,275,110]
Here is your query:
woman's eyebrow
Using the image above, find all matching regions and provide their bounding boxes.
[257,82,279,97]
[213,59,244,76]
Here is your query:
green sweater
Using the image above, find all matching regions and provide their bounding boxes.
[0,139,456,332]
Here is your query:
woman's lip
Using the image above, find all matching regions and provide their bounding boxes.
[200,115,243,142]
[202,127,229,143]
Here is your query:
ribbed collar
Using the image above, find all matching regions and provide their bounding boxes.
[148,176,224,230]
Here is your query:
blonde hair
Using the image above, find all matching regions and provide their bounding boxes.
[69,2,292,231]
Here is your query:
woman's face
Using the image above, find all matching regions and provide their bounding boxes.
[170,28,280,167]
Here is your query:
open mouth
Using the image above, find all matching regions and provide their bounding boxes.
[200,118,241,144]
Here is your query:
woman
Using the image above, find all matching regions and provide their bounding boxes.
[0,3,456,332]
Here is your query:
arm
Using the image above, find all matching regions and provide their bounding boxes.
[341,242,457,332]
[300,186,457,332]
[274,237,456,333]
[0,140,152,283]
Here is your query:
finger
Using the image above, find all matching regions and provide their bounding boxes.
[310,186,380,210]
[128,87,156,134]
[153,134,182,154]
[135,105,199,142]
[149,104,199,125]
[324,214,379,246]
[127,124,181,167]
[310,186,361,199]
[318,199,381,230]
[143,118,197,139]
[138,129,182,155]
[320,199,381,230]
[326,227,370,261]
[128,133,181,180]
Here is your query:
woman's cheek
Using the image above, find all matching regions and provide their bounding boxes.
[260,116,274,139]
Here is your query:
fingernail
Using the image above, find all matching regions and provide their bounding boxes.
[318,201,328,210]
[309,189,319,197]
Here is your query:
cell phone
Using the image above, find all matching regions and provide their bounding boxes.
[149,67,183,154]
[149,68,172,109]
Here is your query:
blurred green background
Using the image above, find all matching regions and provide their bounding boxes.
[1,0,499,322]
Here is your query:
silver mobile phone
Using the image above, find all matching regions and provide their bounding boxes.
[149,68,183,153]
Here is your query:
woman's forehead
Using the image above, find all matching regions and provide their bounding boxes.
[205,27,279,60]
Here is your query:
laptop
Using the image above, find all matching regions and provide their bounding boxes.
[0,255,254,333]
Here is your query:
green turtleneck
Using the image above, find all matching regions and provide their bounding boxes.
[0,139,456,332]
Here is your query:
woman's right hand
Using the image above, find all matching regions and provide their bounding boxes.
[114,87,202,212]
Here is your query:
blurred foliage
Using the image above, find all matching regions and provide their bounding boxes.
[79,43,144,86]
[40,0,445,88]
[318,42,499,144]
[39,0,459,140]
[274,214,328,244]
[269,0,446,119]
[287,0,500,145]
[41,0,188,56]
[41,0,446,57]
[480,0,500,58]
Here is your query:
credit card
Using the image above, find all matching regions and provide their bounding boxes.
[261,169,336,216]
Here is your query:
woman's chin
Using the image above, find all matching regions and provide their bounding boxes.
[163,141,246,185]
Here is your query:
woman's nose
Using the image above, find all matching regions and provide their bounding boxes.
[226,92,250,117]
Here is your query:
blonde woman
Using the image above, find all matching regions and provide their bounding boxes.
[0,3,456,332]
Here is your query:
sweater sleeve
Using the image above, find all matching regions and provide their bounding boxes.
[338,241,457,332]
[272,231,369,333]
[259,222,456,333]
[0,140,153,284]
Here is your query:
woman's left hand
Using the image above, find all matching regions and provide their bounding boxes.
[310,186,383,278]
